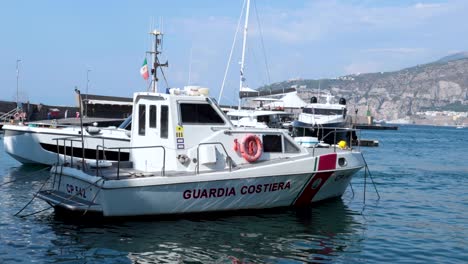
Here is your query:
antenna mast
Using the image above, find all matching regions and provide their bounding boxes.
[148,30,168,93]
[239,0,251,109]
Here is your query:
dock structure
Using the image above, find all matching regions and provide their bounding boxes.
[351,115,399,130]
[354,124,398,130]
[77,93,132,119]
[353,139,379,147]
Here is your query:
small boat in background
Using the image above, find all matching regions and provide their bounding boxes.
[291,93,353,145]
[226,109,294,129]
[2,116,131,165]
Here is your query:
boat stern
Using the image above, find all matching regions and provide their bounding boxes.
[37,165,105,214]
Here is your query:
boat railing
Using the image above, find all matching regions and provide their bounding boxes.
[95,145,166,179]
[196,142,233,174]
[321,127,360,147]
[223,129,286,135]
[0,108,22,123]
[53,136,85,167]
[53,135,114,167]
[308,127,361,156]
[317,123,325,140]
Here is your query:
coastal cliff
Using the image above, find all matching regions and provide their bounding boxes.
[259,53,468,122]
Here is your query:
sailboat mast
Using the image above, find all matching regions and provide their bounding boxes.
[239,0,251,109]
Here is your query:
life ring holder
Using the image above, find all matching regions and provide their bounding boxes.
[240,134,263,163]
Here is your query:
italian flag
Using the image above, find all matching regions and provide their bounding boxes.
[140,58,149,80]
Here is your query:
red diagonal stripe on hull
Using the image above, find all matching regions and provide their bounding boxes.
[293,154,337,206]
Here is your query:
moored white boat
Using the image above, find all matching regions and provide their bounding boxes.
[2,117,131,165]
[226,109,294,129]
[291,93,353,145]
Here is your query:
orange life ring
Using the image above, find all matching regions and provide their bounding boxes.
[240,134,263,163]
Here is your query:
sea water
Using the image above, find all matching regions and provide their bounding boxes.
[0,125,467,263]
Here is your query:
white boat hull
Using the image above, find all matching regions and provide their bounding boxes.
[3,125,130,165]
[40,152,364,217]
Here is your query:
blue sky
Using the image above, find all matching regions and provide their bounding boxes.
[1,0,467,106]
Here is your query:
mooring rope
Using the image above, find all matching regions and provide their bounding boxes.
[15,164,105,218]
[17,207,53,218]
[0,166,51,187]
[82,178,105,216]
[349,181,355,198]
[14,172,54,217]
[360,153,381,203]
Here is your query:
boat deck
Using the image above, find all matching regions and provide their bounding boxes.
[66,146,354,181]
[37,190,102,213]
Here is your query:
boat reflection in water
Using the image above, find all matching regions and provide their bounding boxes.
[46,199,362,263]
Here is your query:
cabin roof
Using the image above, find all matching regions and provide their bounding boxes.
[305,103,346,110]
[227,110,293,117]
[81,94,133,103]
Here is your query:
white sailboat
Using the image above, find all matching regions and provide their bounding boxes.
[221,0,294,129]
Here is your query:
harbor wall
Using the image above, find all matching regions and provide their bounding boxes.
[0,100,78,121]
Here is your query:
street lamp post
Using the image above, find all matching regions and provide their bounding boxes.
[16,59,21,109]
[85,69,91,117]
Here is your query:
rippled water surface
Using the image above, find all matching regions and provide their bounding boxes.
[1,125,467,263]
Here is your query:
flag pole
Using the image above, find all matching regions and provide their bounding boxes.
[75,87,85,171]
[146,29,168,93]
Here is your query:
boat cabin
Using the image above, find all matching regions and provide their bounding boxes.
[128,90,304,174]
[302,105,346,117]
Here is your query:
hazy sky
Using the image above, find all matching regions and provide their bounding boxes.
[1,0,467,106]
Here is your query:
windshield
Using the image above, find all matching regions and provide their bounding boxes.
[303,108,343,116]
[118,115,132,130]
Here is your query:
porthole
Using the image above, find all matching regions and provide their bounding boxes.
[338,157,347,167]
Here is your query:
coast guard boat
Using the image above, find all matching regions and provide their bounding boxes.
[36,86,365,217]
[34,26,365,217]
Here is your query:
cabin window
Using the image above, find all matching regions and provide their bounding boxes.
[161,105,168,138]
[180,103,224,124]
[257,115,271,124]
[303,108,343,116]
[262,135,282,152]
[284,137,301,153]
[138,104,146,136]
[149,105,157,128]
